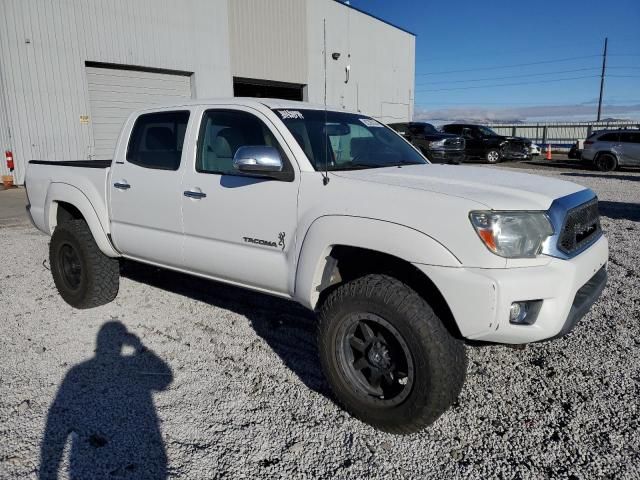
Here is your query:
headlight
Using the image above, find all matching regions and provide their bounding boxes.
[428,139,446,148]
[469,211,553,258]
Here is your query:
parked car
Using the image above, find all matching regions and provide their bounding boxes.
[529,143,541,156]
[25,99,608,434]
[581,129,640,171]
[388,122,465,164]
[568,142,582,160]
[441,123,531,163]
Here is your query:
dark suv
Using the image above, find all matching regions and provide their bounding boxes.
[441,124,531,163]
[389,122,465,164]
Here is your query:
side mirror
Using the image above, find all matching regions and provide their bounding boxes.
[233,146,283,175]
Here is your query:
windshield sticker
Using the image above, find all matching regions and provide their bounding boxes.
[360,118,383,128]
[279,110,304,120]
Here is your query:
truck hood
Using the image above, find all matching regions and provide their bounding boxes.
[332,164,585,210]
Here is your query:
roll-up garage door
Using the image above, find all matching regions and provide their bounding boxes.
[86,65,192,159]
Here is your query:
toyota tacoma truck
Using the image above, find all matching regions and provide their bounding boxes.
[25,99,608,434]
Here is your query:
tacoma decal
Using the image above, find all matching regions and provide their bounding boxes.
[243,237,278,248]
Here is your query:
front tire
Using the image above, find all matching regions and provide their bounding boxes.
[317,274,467,434]
[50,219,119,309]
[485,149,501,163]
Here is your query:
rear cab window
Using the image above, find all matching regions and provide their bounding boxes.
[126,111,190,170]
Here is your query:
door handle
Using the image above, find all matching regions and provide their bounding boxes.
[113,182,131,190]
[183,190,207,199]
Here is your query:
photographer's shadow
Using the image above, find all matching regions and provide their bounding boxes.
[39,321,173,479]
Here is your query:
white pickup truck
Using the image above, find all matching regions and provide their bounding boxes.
[25,99,608,434]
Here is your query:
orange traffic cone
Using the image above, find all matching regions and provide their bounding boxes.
[545,144,552,160]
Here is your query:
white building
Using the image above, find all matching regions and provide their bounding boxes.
[0,0,415,184]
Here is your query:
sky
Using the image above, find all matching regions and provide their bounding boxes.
[348,0,640,122]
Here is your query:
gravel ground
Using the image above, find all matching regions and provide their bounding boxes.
[1,166,639,479]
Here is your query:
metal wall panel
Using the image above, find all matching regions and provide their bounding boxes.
[306,0,415,124]
[86,66,192,159]
[0,0,232,184]
[229,0,307,85]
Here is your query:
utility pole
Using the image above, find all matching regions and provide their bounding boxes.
[596,37,608,122]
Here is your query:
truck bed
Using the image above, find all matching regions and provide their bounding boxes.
[29,160,112,168]
[26,159,112,237]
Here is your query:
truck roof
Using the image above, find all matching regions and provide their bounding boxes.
[136,97,355,113]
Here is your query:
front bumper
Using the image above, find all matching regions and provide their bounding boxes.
[428,149,465,164]
[416,235,608,344]
[503,151,530,160]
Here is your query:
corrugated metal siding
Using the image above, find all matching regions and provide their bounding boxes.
[0,0,232,184]
[229,0,307,85]
[306,0,415,124]
[86,66,192,159]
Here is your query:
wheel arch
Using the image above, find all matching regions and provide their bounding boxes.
[294,216,462,337]
[594,150,619,161]
[45,183,119,257]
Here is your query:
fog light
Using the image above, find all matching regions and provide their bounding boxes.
[509,300,542,325]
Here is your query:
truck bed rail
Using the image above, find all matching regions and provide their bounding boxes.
[29,160,112,169]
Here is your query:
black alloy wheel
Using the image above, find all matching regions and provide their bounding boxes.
[337,312,414,406]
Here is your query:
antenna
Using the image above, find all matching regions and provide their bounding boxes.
[322,18,330,186]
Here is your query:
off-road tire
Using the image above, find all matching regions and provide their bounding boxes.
[49,219,119,309]
[594,153,618,172]
[485,149,501,163]
[317,274,467,434]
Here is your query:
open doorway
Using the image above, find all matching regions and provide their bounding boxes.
[233,77,306,101]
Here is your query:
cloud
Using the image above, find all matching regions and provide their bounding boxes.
[415,103,640,123]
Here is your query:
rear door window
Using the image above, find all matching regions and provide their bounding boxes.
[126,111,190,170]
[408,125,426,135]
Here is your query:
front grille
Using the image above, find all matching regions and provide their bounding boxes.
[558,198,601,254]
[503,142,528,155]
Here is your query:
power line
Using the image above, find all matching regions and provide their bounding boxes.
[415,99,640,106]
[414,65,640,86]
[415,67,599,86]
[415,55,600,76]
[416,75,599,93]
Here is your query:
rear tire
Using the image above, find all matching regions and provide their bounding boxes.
[317,274,467,434]
[594,153,617,172]
[50,219,119,309]
[485,149,501,164]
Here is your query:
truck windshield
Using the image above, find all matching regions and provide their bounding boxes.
[274,109,427,171]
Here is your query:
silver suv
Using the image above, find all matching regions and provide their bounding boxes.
[582,128,640,171]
